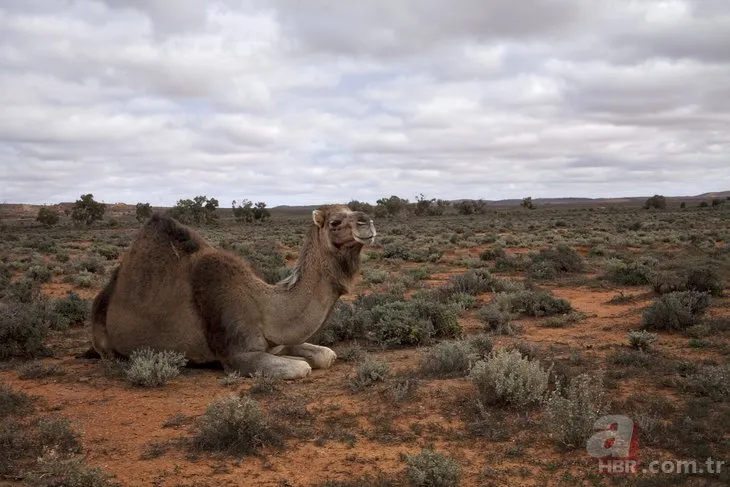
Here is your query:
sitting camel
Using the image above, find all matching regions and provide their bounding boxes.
[90,204,376,379]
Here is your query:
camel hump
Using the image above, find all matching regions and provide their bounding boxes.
[146,213,204,254]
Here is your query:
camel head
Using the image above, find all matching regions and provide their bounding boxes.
[312,204,377,251]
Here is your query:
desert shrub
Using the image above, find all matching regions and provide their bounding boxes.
[404,449,461,487]
[610,349,652,368]
[0,299,52,359]
[479,247,505,261]
[680,364,730,401]
[248,371,281,395]
[0,383,35,418]
[26,450,120,487]
[68,271,95,288]
[468,335,494,358]
[641,291,710,331]
[234,243,287,285]
[365,301,434,347]
[477,304,515,335]
[53,291,89,329]
[502,290,572,317]
[91,244,120,261]
[26,265,52,283]
[362,268,389,284]
[19,362,62,380]
[36,207,60,227]
[448,269,494,295]
[7,277,42,303]
[124,348,187,387]
[543,311,585,328]
[528,245,583,280]
[382,243,412,261]
[38,417,82,454]
[349,356,389,391]
[409,299,461,339]
[627,330,659,352]
[420,340,475,377]
[0,418,28,475]
[684,266,723,296]
[192,394,281,455]
[72,255,106,275]
[604,258,654,286]
[469,349,551,408]
[545,374,607,449]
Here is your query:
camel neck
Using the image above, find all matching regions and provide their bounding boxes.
[260,226,358,345]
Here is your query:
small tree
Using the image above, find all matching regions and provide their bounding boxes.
[135,202,152,223]
[454,199,486,215]
[347,200,373,213]
[521,197,535,210]
[172,196,218,225]
[71,194,106,226]
[711,198,725,207]
[252,202,270,222]
[643,194,666,210]
[232,199,254,223]
[374,195,410,218]
[36,206,60,227]
[679,202,686,209]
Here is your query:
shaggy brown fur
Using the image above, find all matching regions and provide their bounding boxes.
[90,204,376,379]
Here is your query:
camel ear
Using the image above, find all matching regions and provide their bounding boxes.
[312,210,325,228]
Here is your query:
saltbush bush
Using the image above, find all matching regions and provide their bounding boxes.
[349,356,389,391]
[641,291,710,331]
[420,340,475,377]
[469,348,551,408]
[192,394,281,455]
[627,330,659,351]
[545,374,607,449]
[404,449,461,487]
[124,348,187,387]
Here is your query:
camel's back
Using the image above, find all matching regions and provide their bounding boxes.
[105,215,214,361]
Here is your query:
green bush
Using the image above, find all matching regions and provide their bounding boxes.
[404,449,461,487]
[680,364,730,401]
[528,245,583,279]
[469,349,551,408]
[477,304,515,335]
[420,340,475,378]
[545,374,607,449]
[641,291,710,331]
[0,299,52,359]
[500,290,572,317]
[26,265,52,283]
[53,291,90,329]
[627,330,659,352]
[192,394,281,455]
[604,258,654,286]
[124,348,187,387]
[349,356,389,391]
[448,269,494,295]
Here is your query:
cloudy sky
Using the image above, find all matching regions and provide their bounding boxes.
[1,0,728,206]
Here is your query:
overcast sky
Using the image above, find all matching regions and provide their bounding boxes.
[1,0,728,206]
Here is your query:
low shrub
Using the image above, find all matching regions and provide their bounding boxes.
[469,348,551,409]
[192,394,282,455]
[500,290,572,317]
[404,449,461,487]
[124,348,187,387]
[680,364,730,401]
[604,258,653,286]
[477,304,515,335]
[627,330,659,352]
[641,291,710,331]
[0,299,52,359]
[53,291,90,329]
[545,374,607,449]
[528,245,583,280]
[349,356,389,391]
[420,340,475,378]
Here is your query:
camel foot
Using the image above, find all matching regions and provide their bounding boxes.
[230,351,312,380]
[278,343,337,369]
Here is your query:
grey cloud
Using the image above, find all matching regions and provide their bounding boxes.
[0,0,729,206]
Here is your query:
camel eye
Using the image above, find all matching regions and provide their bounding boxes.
[329,220,342,227]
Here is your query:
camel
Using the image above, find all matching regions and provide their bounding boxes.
[90,205,376,379]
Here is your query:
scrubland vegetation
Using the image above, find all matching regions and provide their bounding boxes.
[0,195,728,486]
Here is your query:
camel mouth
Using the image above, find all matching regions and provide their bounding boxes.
[354,235,376,245]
